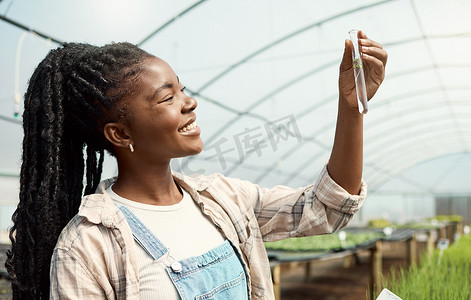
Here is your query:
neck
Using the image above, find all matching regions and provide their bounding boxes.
[112,158,182,206]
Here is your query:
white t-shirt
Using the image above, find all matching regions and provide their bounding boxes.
[107,185,226,300]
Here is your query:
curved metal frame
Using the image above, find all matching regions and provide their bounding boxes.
[367,146,471,191]
[367,121,471,163]
[367,134,470,184]
[137,0,209,46]
[1,0,470,194]
[192,0,395,94]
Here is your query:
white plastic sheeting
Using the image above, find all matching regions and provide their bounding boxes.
[0,0,470,207]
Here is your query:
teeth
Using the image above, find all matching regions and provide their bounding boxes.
[179,121,197,132]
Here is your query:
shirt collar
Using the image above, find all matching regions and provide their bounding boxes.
[77,172,210,226]
[78,177,120,227]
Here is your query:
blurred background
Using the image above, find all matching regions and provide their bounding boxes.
[1,0,471,243]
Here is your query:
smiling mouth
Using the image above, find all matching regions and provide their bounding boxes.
[178,121,197,133]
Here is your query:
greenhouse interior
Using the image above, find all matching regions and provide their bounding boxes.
[1,0,470,299]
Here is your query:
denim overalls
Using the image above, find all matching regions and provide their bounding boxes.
[118,205,249,300]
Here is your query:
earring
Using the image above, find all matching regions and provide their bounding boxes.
[129,144,134,153]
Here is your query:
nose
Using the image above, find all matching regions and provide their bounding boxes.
[182,95,197,113]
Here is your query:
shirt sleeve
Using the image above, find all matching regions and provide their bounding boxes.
[50,248,106,299]
[244,164,366,241]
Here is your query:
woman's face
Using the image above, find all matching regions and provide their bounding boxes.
[124,56,203,162]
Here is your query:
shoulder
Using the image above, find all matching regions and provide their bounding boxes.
[51,214,106,282]
[51,212,138,297]
[53,192,134,267]
[53,214,116,266]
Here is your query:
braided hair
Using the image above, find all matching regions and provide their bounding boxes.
[6,42,152,299]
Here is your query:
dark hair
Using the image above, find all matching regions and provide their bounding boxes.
[6,42,152,299]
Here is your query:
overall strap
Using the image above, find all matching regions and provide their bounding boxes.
[118,205,168,261]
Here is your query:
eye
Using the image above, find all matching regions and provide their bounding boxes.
[158,86,186,104]
[159,96,173,103]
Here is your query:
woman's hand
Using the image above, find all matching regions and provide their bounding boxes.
[327,31,387,194]
[338,30,387,111]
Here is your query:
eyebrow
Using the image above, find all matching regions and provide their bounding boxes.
[152,77,180,99]
[153,82,174,99]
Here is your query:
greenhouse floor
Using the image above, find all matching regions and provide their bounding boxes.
[279,241,426,300]
[0,241,425,299]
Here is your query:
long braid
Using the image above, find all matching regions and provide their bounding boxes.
[84,147,105,196]
[6,42,152,299]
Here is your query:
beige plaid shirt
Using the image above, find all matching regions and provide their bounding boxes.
[50,165,366,299]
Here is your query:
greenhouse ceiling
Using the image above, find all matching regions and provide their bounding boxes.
[1,0,470,204]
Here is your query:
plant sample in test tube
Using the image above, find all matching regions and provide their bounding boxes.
[348,29,368,114]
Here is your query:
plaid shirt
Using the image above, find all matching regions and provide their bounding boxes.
[50,165,366,299]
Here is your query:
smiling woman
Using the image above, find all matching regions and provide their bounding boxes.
[6,34,387,300]
[103,57,203,166]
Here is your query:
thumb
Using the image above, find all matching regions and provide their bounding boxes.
[340,39,353,72]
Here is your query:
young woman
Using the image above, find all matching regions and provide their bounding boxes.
[6,30,387,299]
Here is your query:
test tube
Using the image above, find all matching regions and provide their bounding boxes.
[348,29,368,114]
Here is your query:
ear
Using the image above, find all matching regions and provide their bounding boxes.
[103,122,133,150]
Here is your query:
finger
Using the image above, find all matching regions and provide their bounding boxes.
[359,38,383,49]
[356,30,381,48]
[362,53,385,76]
[340,39,354,71]
[357,30,381,47]
[361,46,388,66]
[356,30,385,62]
